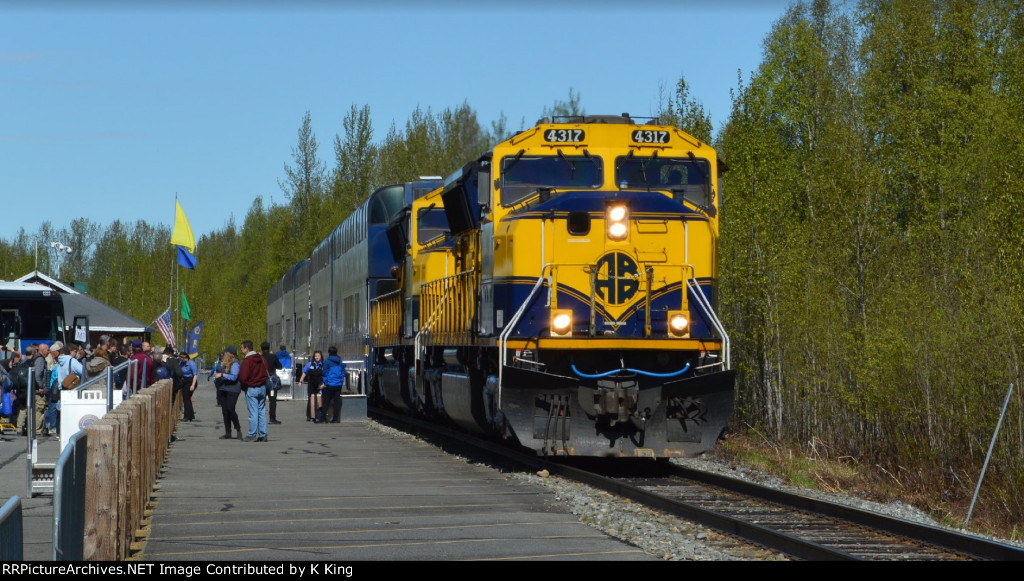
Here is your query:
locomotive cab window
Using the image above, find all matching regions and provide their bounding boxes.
[499,154,602,207]
[616,156,712,208]
[416,205,450,245]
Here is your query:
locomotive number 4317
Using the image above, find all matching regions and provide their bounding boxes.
[631,129,670,143]
[544,129,585,142]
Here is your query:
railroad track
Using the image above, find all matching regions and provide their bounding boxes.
[601,463,1017,560]
[369,407,1024,561]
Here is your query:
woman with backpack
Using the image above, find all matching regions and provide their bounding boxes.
[49,342,84,439]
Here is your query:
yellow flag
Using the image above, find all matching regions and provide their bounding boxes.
[171,200,195,253]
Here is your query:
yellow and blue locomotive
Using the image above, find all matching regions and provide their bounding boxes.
[369,114,734,458]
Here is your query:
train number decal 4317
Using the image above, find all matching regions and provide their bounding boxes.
[631,129,670,144]
[544,129,585,142]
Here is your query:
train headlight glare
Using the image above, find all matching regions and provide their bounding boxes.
[551,310,573,337]
[606,203,629,241]
[668,312,689,337]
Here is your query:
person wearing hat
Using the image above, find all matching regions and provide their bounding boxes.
[50,342,84,439]
[178,351,198,422]
[214,345,243,440]
[260,341,283,425]
[47,341,63,372]
[161,346,184,405]
[86,339,112,380]
[40,340,64,435]
[128,339,155,395]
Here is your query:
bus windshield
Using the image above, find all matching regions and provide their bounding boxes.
[0,283,65,358]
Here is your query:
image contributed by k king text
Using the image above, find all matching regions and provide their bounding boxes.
[2,564,356,577]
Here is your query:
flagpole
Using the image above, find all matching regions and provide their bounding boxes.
[171,194,197,351]
[174,194,181,349]
[168,247,174,347]
[177,246,181,348]
[171,197,177,349]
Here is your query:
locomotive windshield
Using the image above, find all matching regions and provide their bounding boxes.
[616,156,712,208]
[416,204,449,245]
[499,154,602,207]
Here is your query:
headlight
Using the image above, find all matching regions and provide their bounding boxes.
[551,310,573,337]
[606,202,629,241]
[668,311,689,337]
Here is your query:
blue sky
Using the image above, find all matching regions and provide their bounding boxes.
[0,0,791,247]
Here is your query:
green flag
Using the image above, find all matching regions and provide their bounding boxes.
[181,290,191,321]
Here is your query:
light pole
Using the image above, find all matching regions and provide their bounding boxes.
[49,241,72,280]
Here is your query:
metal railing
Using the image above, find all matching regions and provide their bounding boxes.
[498,263,554,406]
[77,358,138,412]
[418,269,477,345]
[369,288,403,347]
[686,277,730,369]
[0,496,22,560]
[53,430,87,561]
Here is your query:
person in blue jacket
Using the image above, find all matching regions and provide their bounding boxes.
[178,351,199,422]
[275,345,292,373]
[320,346,346,424]
[213,346,242,440]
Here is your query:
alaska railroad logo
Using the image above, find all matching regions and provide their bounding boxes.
[594,252,639,305]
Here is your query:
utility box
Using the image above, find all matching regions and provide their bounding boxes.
[275,368,294,401]
[59,388,120,454]
[339,394,366,422]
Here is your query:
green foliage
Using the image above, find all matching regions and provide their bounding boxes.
[279,110,329,251]
[540,88,585,120]
[719,0,1024,524]
[331,104,378,215]
[656,76,713,143]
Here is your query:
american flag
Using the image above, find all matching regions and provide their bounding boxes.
[154,308,176,347]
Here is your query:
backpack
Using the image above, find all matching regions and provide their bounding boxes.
[48,366,61,402]
[10,361,30,393]
[267,372,282,393]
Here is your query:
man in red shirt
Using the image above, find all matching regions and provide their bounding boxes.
[238,340,269,442]
[128,339,155,394]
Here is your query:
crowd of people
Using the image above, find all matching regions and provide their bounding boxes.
[1,337,110,439]
[0,335,190,440]
[1,337,349,443]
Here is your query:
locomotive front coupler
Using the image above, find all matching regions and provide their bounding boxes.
[579,376,641,429]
